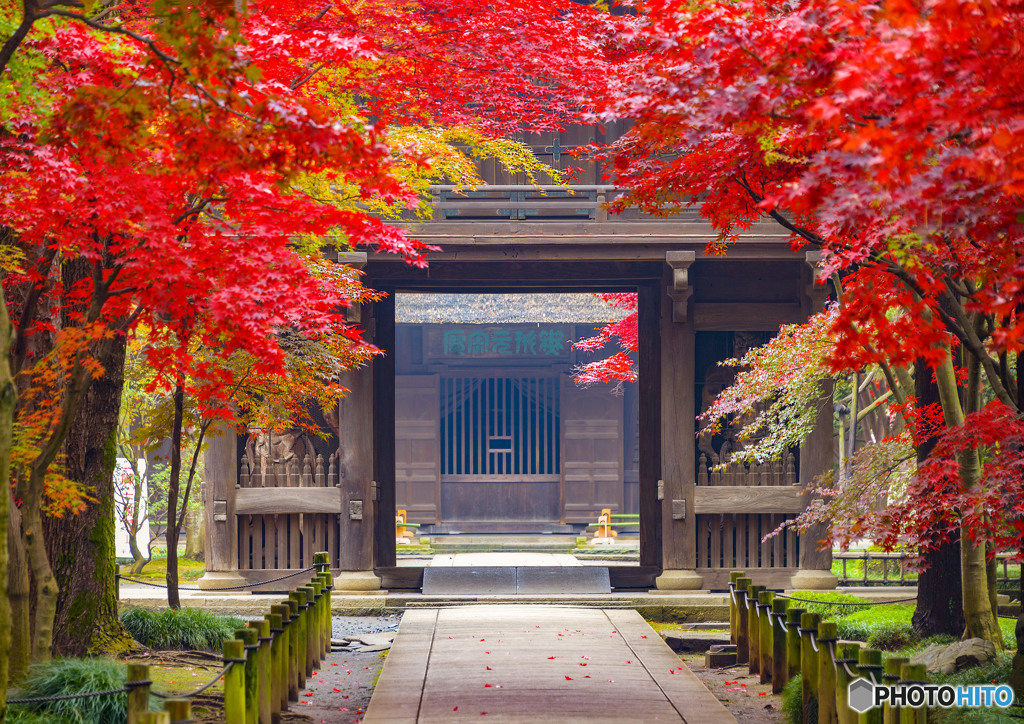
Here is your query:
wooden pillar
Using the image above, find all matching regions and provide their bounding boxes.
[198,423,245,589]
[655,252,701,589]
[336,253,383,590]
[638,282,662,569]
[793,251,838,590]
[373,290,397,569]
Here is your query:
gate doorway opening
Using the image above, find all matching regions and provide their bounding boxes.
[393,292,639,560]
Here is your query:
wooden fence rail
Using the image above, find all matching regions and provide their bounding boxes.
[835,551,1021,586]
[126,551,333,724]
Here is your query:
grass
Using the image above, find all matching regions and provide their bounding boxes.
[785,590,872,620]
[119,556,205,582]
[9,659,136,724]
[121,607,245,651]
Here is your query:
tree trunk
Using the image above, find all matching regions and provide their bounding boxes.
[43,329,132,657]
[7,503,29,684]
[935,351,1002,647]
[166,384,185,609]
[0,290,14,718]
[911,362,964,637]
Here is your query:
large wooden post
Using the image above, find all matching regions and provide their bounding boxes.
[336,252,382,590]
[792,251,838,590]
[655,252,701,590]
[198,423,246,590]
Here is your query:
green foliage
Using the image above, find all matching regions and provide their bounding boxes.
[6,709,69,724]
[834,605,915,650]
[781,674,803,724]
[928,652,1016,724]
[10,658,129,724]
[120,607,244,651]
[787,590,871,620]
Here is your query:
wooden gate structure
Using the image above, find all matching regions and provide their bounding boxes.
[200,146,837,593]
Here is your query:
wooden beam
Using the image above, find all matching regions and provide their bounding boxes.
[693,302,804,330]
[235,488,344,515]
[693,486,805,515]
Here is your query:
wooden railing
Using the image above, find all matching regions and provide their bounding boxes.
[424,184,707,222]
[125,552,333,724]
[835,550,1021,586]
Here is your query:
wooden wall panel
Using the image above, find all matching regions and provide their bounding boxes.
[560,375,624,523]
[395,375,441,524]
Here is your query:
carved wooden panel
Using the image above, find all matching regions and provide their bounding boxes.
[395,374,441,524]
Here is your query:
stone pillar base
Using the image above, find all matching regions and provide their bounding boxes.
[335,570,383,592]
[789,569,838,590]
[196,571,251,595]
[654,569,704,591]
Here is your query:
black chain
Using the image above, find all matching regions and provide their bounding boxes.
[9,687,129,704]
[118,566,316,591]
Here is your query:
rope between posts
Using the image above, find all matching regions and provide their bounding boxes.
[775,593,917,606]
[8,687,129,705]
[118,565,317,591]
[151,663,234,700]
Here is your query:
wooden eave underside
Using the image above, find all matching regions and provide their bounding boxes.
[389,220,799,264]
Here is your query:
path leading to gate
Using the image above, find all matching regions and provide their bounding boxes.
[364,604,736,723]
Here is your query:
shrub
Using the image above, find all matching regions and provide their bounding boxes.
[786,590,871,620]
[834,605,915,650]
[121,607,245,651]
[929,652,1016,724]
[10,658,128,724]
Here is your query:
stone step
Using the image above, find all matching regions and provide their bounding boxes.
[421,566,611,595]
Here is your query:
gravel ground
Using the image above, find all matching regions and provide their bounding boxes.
[277,614,402,723]
[678,652,785,723]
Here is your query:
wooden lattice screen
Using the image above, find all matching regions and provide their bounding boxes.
[236,449,341,571]
[694,453,803,587]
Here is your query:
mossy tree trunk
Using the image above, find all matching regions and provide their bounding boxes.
[0,287,17,719]
[43,325,132,657]
[935,348,1002,648]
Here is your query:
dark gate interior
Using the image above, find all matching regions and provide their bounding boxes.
[440,375,561,521]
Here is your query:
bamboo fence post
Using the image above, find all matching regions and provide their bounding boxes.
[817,621,839,724]
[748,584,765,676]
[735,577,752,664]
[250,618,272,724]
[858,648,884,724]
[758,590,776,685]
[223,639,246,724]
[236,627,260,724]
[800,612,821,719]
[836,643,861,724]
[899,663,927,724]
[771,598,789,693]
[321,570,333,658]
[729,571,745,645]
[127,663,151,724]
[786,607,805,680]
[163,698,191,724]
[266,611,285,722]
[882,657,908,724]
[145,713,171,724]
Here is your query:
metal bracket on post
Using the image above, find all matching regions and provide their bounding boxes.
[657,479,665,501]
[213,500,228,522]
[349,500,363,521]
[370,480,379,502]
[672,499,686,520]
[666,251,696,323]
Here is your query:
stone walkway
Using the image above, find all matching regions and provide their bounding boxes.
[363,604,736,723]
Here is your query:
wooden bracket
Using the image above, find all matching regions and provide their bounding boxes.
[804,250,830,313]
[339,252,369,323]
[666,251,696,322]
